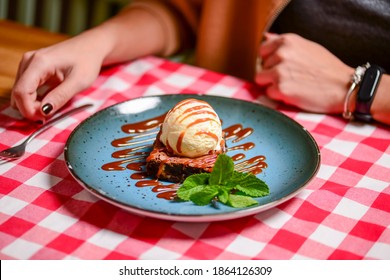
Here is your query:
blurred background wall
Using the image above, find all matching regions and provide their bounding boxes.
[0,0,130,35]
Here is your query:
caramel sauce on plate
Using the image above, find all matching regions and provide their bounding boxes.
[102,112,267,200]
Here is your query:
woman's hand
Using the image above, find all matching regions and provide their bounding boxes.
[11,30,109,121]
[256,33,354,114]
[10,5,170,122]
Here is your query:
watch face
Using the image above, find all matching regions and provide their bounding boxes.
[354,64,384,121]
[358,66,383,102]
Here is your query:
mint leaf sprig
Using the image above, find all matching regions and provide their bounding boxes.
[177,154,269,208]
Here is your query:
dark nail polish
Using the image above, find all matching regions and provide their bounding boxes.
[42,103,53,115]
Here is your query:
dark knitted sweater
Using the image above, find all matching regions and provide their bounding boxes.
[272,0,390,72]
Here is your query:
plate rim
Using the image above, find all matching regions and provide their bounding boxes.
[64,94,321,222]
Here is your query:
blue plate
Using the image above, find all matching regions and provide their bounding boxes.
[64,94,320,222]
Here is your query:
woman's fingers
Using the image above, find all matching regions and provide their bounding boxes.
[259,33,283,59]
[11,61,50,120]
[255,68,278,86]
[11,47,85,119]
[256,33,354,114]
[261,52,283,69]
[39,74,87,117]
[12,90,41,120]
[10,51,36,109]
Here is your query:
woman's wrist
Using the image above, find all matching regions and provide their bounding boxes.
[78,24,122,66]
[67,26,116,66]
[342,64,389,125]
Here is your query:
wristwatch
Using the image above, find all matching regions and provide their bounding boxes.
[353,64,385,122]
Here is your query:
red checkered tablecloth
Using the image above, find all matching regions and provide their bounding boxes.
[0,56,389,260]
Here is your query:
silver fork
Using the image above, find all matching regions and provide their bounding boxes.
[0,104,93,161]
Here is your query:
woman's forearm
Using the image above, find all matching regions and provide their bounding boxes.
[87,7,167,66]
[94,0,195,66]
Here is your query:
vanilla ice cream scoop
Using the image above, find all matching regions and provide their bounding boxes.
[159,98,223,158]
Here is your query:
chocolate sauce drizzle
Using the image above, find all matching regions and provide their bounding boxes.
[102,113,267,200]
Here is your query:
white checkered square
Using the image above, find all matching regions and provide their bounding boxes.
[143,85,166,96]
[0,196,29,216]
[316,164,338,180]
[344,122,376,136]
[24,172,62,190]
[88,229,128,250]
[72,190,100,203]
[366,241,390,259]
[356,176,389,192]
[291,253,314,260]
[255,208,292,228]
[324,139,358,157]
[26,138,50,154]
[376,153,390,169]
[64,255,81,260]
[77,96,106,112]
[226,235,266,257]
[296,189,313,200]
[309,224,346,248]
[124,60,155,75]
[56,152,65,161]
[2,239,42,259]
[72,99,101,111]
[296,112,326,123]
[207,84,237,97]
[164,73,196,88]
[332,197,369,220]
[140,246,181,260]
[100,76,130,91]
[0,161,17,175]
[173,222,208,239]
[50,117,78,130]
[39,212,78,232]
